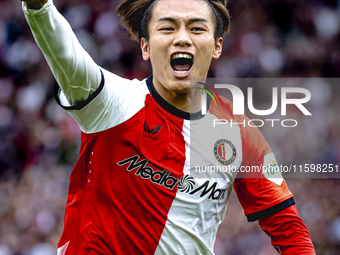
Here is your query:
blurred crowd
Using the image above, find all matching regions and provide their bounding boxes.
[0,0,340,254]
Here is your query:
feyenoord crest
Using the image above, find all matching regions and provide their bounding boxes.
[214,139,237,165]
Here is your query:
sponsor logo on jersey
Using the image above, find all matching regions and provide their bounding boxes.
[117,156,228,201]
[214,139,237,165]
[117,155,178,190]
[189,179,228,200]
[179,175,228,200]
[143,121,161,141]
[177,175,195,192]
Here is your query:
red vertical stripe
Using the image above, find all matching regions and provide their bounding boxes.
[59,95,186,254]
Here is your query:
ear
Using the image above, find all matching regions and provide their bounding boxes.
[212,37,223,60]
[141,38,150,61]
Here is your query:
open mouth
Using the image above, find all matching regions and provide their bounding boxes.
[170,53,194,75]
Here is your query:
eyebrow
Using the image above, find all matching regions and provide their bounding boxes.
[157,17,208,24]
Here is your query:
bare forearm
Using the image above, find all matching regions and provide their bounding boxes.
[22,0,101,104]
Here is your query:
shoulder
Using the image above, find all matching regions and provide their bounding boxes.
[209,95,271,164]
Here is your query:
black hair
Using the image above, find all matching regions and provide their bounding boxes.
[117,0,230,42]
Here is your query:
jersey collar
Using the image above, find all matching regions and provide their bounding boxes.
[145,75,211,120]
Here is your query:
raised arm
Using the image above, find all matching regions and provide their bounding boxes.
[21,0,101,105]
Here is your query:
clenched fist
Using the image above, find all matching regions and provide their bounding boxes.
[20,0,47,10]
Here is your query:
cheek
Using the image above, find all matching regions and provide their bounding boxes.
[149,41,168,63]
[197,44,215,63]
[198,39,215,54]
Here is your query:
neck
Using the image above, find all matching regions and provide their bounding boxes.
[152,76,203,113]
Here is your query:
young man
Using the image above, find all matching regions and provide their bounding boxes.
[22,0,315,254]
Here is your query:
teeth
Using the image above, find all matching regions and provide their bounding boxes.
[171,53,192,60]
[175,71,188,74]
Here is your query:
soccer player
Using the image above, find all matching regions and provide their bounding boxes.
[21,0,316,254]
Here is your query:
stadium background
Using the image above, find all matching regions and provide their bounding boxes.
[0,0,340,254]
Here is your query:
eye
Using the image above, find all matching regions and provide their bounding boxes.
[160,27,174,31]
[191,27,205,32]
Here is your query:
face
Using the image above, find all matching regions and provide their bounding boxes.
[141,0,223,95]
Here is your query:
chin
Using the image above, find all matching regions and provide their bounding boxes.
[168,80,191,93]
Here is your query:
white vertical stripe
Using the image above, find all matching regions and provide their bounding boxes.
[154,120,215,255]
[154,114,243,255]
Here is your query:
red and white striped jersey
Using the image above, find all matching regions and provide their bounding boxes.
[23,1,294,254]
[55,70,293,255]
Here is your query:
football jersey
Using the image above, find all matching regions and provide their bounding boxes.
[23,1,294,254]
[54,69,294,255]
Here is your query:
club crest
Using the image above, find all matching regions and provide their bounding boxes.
[214,139,237,165]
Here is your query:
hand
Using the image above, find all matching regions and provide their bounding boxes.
[20,0,48,10]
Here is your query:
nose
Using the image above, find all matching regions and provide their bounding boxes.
[173,27,192,47]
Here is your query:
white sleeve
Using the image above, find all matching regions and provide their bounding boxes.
[55,69,150,134]
[22,0,101,105]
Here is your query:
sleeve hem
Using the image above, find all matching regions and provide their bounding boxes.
[54,69,105,111]
[246,197,295,222]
